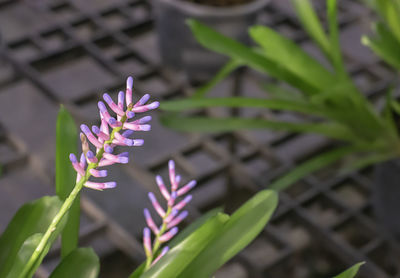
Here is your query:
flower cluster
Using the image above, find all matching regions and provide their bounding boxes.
[69,76,159,190]
[143,160,197,270]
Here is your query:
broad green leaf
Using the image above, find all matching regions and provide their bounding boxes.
[6,234,42,278]
[249,25,337,92]
[334,262,365,278]
[161,97,323,116]
[49,248,100,278]
[187,19,319,94]
[0,196,63,278]
[160,115,358,142]
[269,147,355,191]
[291,0,330,56]
[128,208,223,278]
[56,106,79,258]
[192,59,242,99]
[140,213,230,278]
[178,190,278,278]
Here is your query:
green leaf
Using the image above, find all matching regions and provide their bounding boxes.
[56,107,79,257]
[49,248,100,278]
[187,19,319,94]
[140,213,230,278]
[56,106,79,258]
[248,25,337,92]
[160,115,358,142]
[161,97,323,116]
[141,190,278,278]
[269,147,356,191]
[192,59,242,99]
[291,0,330,56]
[362,23,400,71]
[327,0,345,75]
[5,234,42,278]
[0,196,63,278]
[178,190,278,278]
[334,262,365,278]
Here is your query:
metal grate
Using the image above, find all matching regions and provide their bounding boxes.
[0,0,399,277]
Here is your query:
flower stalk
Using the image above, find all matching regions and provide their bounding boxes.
[19,76,158,278]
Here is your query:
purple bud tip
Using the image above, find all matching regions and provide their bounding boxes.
[188,180,197,189]
[105,145,114,153]
[144,227,150,237]
[103,93,112,104]
[133,139,144,146]
[98,101,107,112]
[92,125,100,134]
[139,116,152,123]
[105,182,117,188]
[141,124,151,131]
[169,160,175,170]
[127,76,133,90]
[69,153,77,163]
[144,208,150,219]
[180,210,189,219]
[126,111,135,118]
[87,151,95,158]
[156,175,163,185]
[98,170,108,177]
[119,152,129,157]
[170,191,177,199]
[80,124,90,134]
[148,192,156,203]
[162,246,169,254]
[140,94,150,104]
[118,157,129,164]
[124,139,134,146]
[108,117,117,125]
[169,227,178,236]
[184,195,193,203]
[118,91,124,101]
[122,130,134,138]
[148,101,160,109]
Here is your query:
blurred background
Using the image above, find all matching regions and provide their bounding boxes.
[0,0,399,277]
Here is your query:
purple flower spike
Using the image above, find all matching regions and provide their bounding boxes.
[69,76,157,191]
[142,160,196,270]
[159,227,178,243]
[151,246,169,266]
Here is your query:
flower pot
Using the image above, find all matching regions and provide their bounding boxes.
[150,0,270,82]
[374,159,400,237]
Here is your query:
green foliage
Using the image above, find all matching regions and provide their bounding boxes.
[363,0,400,71]
[49,248,100,278]
[0,196,65,278]
[56,106,80,258]
[161,0,400,188]
[334,262,365,278]
[134,190,278,278]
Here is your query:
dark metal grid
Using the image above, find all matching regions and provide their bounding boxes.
[0,0,400,277]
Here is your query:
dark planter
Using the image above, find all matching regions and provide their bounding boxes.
[374,159,400,237]
[151,0,270,82]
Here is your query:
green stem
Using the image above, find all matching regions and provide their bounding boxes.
[19,110,131,278]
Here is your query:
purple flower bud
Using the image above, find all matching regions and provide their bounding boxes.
[118,91,124,107]
[85,181,116,190]
[167,211,188,229]
[69,153,77,163]
[159,227,178,242]
[90,169,107,177]
[148,192,165,217]
[165,208,179,223]
[156,175,170,201]
[127,76,133,90]
[86,151,98,163]
[168,191,177,207]
[173,195,192,211]
[144,208,159,234]
[143,227,152,256]
[135,94,150,107]
[122,130,134,138]
[151,246,169,266]
[126,111,135,118]
[177,180,196,197]
[138,116,152,124]
[104,144,113,153]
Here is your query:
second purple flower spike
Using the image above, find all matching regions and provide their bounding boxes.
[69,76,159,190]
[142,160,197,270]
